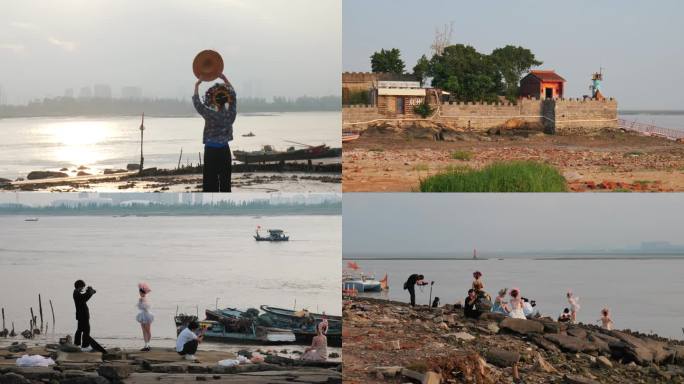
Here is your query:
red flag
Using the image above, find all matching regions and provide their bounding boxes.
[347,261,360,270]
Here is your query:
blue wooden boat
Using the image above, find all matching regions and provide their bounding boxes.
[258,305,341,346]
[174,307,295,344]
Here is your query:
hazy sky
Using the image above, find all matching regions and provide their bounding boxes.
[343,194,684,255]
[343,0,684,110]
[0,0,341,103]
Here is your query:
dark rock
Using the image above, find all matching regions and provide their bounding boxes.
[26,171,69,180]
[60,168,69,171]
[328,352,340,358]
[563,374,601,384]
[0,178,11,186]
[103,169,128,175]
[6,367,63,381]
[529,334,561,353]
[77,171,91,177]
[0,373,31,384]
[60,344,82,353]
[8,343,27,352]
[478,312,507,322]
[60,377,110,384]
[237,349,252,359]
[609,331,673,365]
[545,334,599,353]
[96,363,131,381]
[499,317,544,335]
[484,348,520,368]
[126,164,140,171]
[567,327,587,339]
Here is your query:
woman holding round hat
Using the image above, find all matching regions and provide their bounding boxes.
[192,50,237,192]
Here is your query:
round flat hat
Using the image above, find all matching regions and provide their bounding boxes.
[193,50,224,81]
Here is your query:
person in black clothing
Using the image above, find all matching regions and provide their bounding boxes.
[464,289,482,319]
[73,280,106,353]
[403,274,427,306]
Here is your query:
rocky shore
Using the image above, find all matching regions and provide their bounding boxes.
[0,342,341,383]
[343,121,684,192]
[342,296,684,384]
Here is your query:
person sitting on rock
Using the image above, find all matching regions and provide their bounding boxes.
[522,297,540,318]
[176,320,204,361]
[403,274,427,307]
[491,288,510,315]
[464,289,482,319]
[599,307,614,330]
[431,296,440,308]
[301,320,328,362]
[558,308,572,322]
[508,288,526,319]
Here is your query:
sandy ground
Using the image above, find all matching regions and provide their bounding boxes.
[5,172,341,193]
[343,131,684,192]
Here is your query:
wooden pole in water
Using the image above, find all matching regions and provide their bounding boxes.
[49,300,55,328]
[139,113,145,175]
[2,308,5,330]
[38,294,44,332]
[177,148,183,169]
[198,152,202,167]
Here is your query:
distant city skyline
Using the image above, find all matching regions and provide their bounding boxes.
[1,0,341,104]
[343,0,684,110]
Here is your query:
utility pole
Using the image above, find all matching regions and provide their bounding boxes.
[139,113,145,175]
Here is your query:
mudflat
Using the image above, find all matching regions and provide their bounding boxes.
[343,130,684,192]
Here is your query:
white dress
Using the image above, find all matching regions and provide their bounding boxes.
[508,299,526,319]
[136,298,154,324]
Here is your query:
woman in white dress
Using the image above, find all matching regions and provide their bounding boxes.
[508,288,526,319]
[136,282,154,351]
[567,290,580,323]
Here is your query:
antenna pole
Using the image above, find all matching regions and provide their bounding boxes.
[139,113,145,175]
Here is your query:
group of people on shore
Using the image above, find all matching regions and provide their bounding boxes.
[403,272,614,329]
[71,280,329,361]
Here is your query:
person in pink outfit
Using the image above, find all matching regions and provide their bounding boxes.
[599,307,614,330]
[567,290,580,323]
[136,282,154,351]
[301,319,328,361]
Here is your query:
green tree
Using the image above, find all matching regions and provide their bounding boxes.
[490,45,542,100]
[413,55,430,85]
[428,44,502,102]
[370,48,405,74]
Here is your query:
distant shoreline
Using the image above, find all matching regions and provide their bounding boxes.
[344,255,684,260]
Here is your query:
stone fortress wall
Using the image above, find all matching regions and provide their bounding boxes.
[343,97,618,134]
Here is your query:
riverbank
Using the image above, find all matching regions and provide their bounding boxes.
[342,124,684,192]
[0,341,341,383]
[1,165,341,193]
[343,296,684,384]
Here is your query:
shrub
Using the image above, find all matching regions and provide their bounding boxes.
[450,150,472,161]
[413,102,434,118]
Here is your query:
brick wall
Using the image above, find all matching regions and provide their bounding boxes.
[342,105,383,123]
[436,98,544,130]
[554,98,618,134]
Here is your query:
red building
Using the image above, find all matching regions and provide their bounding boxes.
[519,70,566,99]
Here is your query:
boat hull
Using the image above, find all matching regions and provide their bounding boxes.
[234,146,341,164]
[258,306,342,347]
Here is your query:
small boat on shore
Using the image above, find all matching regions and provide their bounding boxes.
[242,132,256,137]
[254,227,289,242]
[343,274,383,293]
[259,305,342,346]
[175,308,295,344]
[233,144,341,164]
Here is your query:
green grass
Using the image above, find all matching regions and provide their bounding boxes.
[450,150,473,161]
[419,161,567,192]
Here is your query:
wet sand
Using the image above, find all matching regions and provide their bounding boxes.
[343,130,684,192]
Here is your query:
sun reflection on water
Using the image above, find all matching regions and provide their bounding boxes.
[41,120,114,169]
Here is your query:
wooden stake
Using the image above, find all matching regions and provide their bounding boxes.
[177,148,183,169]
[1,307,5,330]
[38,294,44,332]
[49,300,55,327]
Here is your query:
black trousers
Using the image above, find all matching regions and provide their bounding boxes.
[178,339,198,355]
[203,146,232,192]
[74,318,106,353]
[408,286,416,306]
[75,318,90,348]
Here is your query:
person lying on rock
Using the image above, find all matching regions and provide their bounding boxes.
[301,320,328,361]
[464,289,482,319]
[176,320,204,361]
[403,274,427,306]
